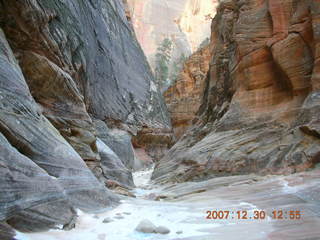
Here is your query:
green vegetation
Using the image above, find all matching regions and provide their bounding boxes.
[198,37,210,51]
[155,38,173,91]
[170,53,187,85]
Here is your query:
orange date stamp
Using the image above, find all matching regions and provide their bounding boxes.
[206,210,301,220]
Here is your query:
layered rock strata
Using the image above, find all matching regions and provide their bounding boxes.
[0,27,115,232]
[164,44,211,140]
[153,0,320,183]
[0,0,170,233]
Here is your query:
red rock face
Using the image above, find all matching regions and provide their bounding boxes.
[164,44,211,140]
[153,0,320,183]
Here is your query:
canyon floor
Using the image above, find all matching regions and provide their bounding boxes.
[17,167,320,240]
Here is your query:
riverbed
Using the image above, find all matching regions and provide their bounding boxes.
[17,168,320,240]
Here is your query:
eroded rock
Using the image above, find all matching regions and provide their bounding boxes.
[135,219,157,233]
[96,138,134,188]
[155,226,170,234]
[0,29,111,232]
[164,44,211,140]
[153,0,320,183]
[0,0,170,233]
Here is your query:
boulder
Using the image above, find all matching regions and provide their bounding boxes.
[135,219,157,233]
[96,138,134,188]
[155,226,170,234]
[94,120,136,171]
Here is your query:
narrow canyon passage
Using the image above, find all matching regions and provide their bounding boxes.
[1,1,320,240]
[18,167,320,240]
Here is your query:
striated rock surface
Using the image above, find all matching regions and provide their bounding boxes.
[94,120,136,171]
[164,44,211,140]
[0,0,170,233]
[96,138,134,188]
[153,0,320,183]
[132,126,174,162]
[0,0,169,128]
[0,27,116,232]
[0,222,15,240]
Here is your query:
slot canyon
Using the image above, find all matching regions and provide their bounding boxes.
[0,1,319,240]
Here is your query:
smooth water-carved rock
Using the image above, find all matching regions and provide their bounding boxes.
[0,0,169,129]
[19,51,99,162]
[96,138,134,188]
[135,219,157,233]
[0,0,170,233]
[0,29,115,231]
[132,126,174,162]
[0,132,76,232]
[0,223,15,240]
[94,120,136,170]
[94,120,135,187]
[155,226,170,234]
[0,0,171,191]
[153,0,320,183]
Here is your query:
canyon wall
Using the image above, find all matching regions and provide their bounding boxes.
[127,0,218,90]
[164,44,211,140]
[0,0,169,235]
[153,0,320,183]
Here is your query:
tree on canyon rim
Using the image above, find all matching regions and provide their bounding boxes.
[155,38,173,91]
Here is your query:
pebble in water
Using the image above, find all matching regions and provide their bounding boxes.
[102,217,113,223]
[155,226,170,234]
[135,219,171,234]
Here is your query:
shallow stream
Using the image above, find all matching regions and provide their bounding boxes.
[17,168,320,240]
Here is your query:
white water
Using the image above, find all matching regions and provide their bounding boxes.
[17,167,223,240]
[15,169,320,240]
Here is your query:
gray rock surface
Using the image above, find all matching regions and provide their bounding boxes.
[0,27,117,232]
[96,138,134,188]
[102,217,113,224]
[94,120,137,171]
[0,222,15,240]
[0,0,170,233]
[155,226,170,234]
[135,219,157,233]
[0,0,170,129]
[0,132,75,232]
[153,0,320,183]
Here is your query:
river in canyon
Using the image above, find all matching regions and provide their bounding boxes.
[16,167,320,240]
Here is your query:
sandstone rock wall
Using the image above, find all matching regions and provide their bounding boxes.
[164,44,211,140]
[0,0,170,233]
[153,0,320,183]
[0,26,116,233]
